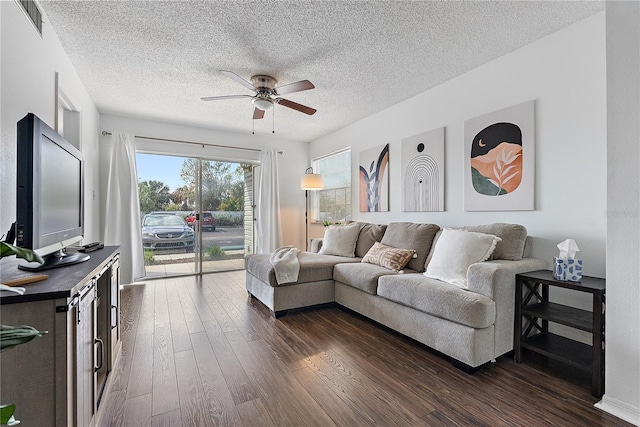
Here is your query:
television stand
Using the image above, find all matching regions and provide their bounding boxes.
[18,248,90,271]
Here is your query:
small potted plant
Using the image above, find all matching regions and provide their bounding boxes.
[0,242,47,425]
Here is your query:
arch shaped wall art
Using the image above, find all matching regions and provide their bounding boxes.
[401,128,445,211]
[464,101,535,211]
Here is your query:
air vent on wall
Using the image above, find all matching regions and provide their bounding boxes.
[18,0,43,36]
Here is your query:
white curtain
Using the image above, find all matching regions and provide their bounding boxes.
[256,150,282,253]
[104,132,145,283]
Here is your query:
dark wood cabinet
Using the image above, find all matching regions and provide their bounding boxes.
[0,247,121,426]
[514,270,605,397]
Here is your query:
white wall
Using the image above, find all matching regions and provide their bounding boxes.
[99,114,310,249]
[0,1,101,243]
[311,13,607,328]
[597,2,640,425]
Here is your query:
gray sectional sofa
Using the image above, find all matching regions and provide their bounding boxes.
[245,222,546,370]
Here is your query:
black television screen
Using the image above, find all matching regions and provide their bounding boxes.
[16,113,89,271]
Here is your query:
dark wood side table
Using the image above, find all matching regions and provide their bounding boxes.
[514,269,605,397]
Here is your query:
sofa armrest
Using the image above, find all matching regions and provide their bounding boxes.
[310,238,324,253]
[467,258,548,300]
[467,257,548,358]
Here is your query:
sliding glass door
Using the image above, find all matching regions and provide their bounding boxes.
[136,153,248,278]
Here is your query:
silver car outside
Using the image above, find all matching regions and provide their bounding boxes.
[141,213,195,252]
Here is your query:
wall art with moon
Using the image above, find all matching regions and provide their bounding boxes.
[401,128,445,212]
[464,100,535,211]
[359,143,389,212]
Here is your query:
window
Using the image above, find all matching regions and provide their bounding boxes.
[312,148,351,223]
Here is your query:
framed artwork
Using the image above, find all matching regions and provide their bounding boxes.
[401,128,445,212]
[359,143,389,212]
[464,100,535,211]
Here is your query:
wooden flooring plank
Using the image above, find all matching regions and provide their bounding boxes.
[151,323,180,416]
[176,277,205,334]
[126,285,155,398]
[235,398,282,427]
[174,349,211,427]
[123,393,152,427]
[202,319,256,405]
[183,278,216,323]
[151,408,182,427]
[95,388,127,427]
[228,330,336,427]
[127,332,154,398]
[303,349,427,426]
[166,280,192,353]
[212,280,260,343]
[190,331,243,427]
[153,281,170,326]
[201,275,242,333]
[108,285,145,392]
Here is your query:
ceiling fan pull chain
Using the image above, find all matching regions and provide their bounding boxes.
[272,108,275,134]
[252,115,255,135]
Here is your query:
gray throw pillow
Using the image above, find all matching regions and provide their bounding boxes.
[381,222,440,272]
[354,223,388,258]
[318,223,362,257]
[459,223,527,260]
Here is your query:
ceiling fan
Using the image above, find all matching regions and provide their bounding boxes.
[201,70,317,120]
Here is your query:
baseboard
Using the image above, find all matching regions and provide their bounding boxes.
[595,395,640,426]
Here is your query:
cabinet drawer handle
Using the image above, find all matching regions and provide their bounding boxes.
[95,338,104,372]
[111,305,118,329]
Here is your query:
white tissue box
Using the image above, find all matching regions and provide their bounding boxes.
[553,257,583,282]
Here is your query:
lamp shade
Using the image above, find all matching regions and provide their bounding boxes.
[252,98,273,111]
[300,173,323,190]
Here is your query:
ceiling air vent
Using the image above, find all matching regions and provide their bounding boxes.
[18,0,43,36]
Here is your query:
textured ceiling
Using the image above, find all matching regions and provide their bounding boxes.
[39,1,603,142]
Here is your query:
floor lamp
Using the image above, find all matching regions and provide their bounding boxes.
[300,167,323,251]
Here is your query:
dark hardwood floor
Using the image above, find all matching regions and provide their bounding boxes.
[96,271,630,426]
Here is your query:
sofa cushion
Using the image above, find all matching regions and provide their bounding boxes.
[459,223,528,261]
[318,223,362,257]
[424,229,501,288]
[377,274,496,329]
[334,263,413,295]
[361,242,415,272]
[354,223,388,257]
[245,252,359,287]
[380,222,440,272]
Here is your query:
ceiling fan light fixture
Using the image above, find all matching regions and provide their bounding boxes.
[252,98,273,111]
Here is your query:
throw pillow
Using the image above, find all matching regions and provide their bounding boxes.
[318,223,362,257]
[361,242,416,272]
[459,223,527,260]
[354,223,388,258]
[380,222,440,272]
[424,229,501,288]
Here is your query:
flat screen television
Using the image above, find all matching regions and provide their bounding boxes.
[16,113,89,271]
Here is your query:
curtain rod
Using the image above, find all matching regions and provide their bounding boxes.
[101,131,282,154]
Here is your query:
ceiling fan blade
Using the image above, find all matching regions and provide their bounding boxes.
[220,70,257,92]
[276,98,317,115]
[253,107,265,120]
[201,94,254,101]
[275,80,315,95]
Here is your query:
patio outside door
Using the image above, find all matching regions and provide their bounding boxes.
[136,153,246,278]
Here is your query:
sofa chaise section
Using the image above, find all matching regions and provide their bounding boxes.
[245,251,360,316]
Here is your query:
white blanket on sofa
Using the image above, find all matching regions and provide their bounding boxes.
[269,246,301,284]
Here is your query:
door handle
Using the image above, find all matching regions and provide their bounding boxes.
[94,338,104,372]
[111,305,118,329]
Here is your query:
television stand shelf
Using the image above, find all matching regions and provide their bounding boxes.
[514,270,605,397]
[0,246,121,426]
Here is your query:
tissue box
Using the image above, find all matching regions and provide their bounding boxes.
[553,257,583,282]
